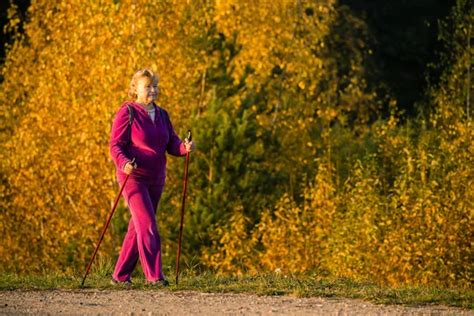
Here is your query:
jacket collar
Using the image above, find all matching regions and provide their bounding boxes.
[127,101,161,114]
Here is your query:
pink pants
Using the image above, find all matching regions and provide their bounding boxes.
[112,179,165,282]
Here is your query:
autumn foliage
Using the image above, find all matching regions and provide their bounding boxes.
[0,0,472,288]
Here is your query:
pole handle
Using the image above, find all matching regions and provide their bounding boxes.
[185,130,192,142]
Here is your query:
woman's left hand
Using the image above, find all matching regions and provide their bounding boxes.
[184,140,195,152]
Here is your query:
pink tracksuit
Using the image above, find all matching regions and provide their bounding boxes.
[109,101,187,282]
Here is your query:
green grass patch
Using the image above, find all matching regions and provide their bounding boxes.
[0,270,472,309]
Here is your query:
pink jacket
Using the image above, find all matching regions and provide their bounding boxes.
[110,101,187,185]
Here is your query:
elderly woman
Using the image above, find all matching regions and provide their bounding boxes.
[109,69,194,286]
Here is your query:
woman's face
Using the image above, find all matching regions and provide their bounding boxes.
[135,77,159,105]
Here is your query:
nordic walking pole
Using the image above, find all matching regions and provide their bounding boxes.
[176,130,192,285]
[81,158,135,287]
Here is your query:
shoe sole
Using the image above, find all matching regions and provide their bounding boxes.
[110,279,132,286]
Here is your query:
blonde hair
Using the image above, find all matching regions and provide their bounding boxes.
[128,68,159,100]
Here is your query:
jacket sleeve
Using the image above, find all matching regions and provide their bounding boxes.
[110,105,132,170]
[164,110,187,157]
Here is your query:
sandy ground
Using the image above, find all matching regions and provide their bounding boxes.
[0,289,472,315]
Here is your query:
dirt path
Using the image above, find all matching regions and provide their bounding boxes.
[0,289,471,315]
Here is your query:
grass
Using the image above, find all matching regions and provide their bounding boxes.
[0,268,472,310]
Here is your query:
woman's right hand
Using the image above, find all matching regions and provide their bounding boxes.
[123,160,137,175]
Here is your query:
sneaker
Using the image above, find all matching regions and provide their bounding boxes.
[110,278,132,286]
[148,279,170,287]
